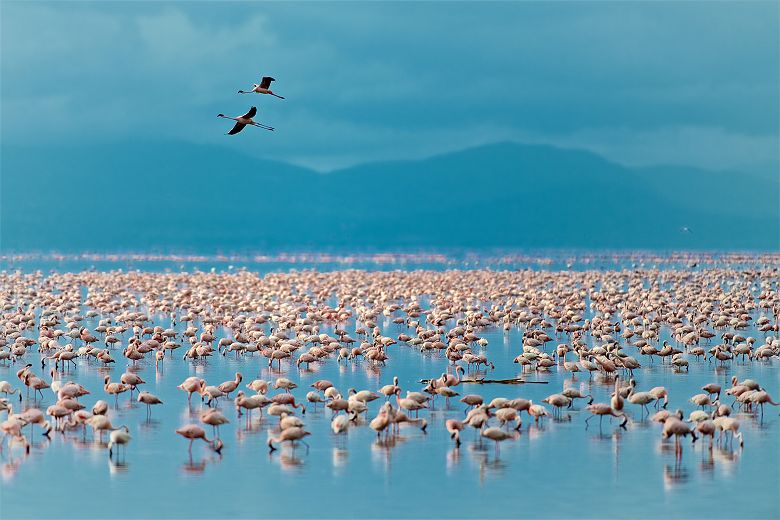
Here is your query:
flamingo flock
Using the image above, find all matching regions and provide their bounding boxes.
[218,74,284,135]
[0,254,779,479]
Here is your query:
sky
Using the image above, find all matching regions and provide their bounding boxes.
[1,1,778,173]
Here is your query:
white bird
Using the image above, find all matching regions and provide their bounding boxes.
[0,381,18,398]
[238,76,285,99]
[217,106,273,134]
[108,425,131,460]
[331,414,350,434]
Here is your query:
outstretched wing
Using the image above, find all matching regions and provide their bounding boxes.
[259,76,275,89]
[241,106,257,119]
[227,122,247,135]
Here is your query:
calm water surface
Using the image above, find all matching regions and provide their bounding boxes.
[1,257,778,519]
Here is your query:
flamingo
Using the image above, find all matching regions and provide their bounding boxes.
[331,414,351,434]
[481,427,517,455]
[120,371,145,395]
[714,416,744,447]
[379,376,400,400]
[445,419,465,446]
[495,408,523,430]
[103,376,129,405]
[88,415,117,442]
[108,426,131,460]
[661,416,697,457]
[1,413,30,454]
[235,391,271,424]
[748,390,780,416]
[137,391,163,418]
[200,409,230,437]
[217,106,273,134]
[460,394,484,415]
[218,372,242,399]
[268,426,311,452]
[585,403,628,429]
[176,424,222,454]
[0,381,19,400]
[24,372,50,399]
[247,379,270,395]
[392,412,427,434]
[177,377,204,404]
[702,383,722,401]
[306,391,327,408]
[542,394,572,418]
[626,379,657,416]
[369,410,392,438]
[238,76,285,98]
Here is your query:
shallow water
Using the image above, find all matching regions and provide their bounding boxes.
[1,257,779,519]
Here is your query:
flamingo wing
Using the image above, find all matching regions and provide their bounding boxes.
[227,122,246,135]
[240,106,257,119]
[259,76,275,89]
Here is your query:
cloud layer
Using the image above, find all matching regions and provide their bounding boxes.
[2,2,777,173]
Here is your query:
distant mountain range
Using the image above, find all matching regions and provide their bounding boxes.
[2,141,777,251]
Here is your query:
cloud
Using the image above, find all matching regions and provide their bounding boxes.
[1,2,777,175]
[135,9,275,67]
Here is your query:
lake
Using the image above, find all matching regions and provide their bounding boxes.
[1,252,778,519]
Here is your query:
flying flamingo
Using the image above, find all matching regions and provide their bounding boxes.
[217,106,274,134]
[238,76,285,98]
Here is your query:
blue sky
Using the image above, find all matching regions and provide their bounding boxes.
[2,1,778,173]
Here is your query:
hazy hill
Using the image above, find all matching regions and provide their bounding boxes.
[1,141,777,251]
